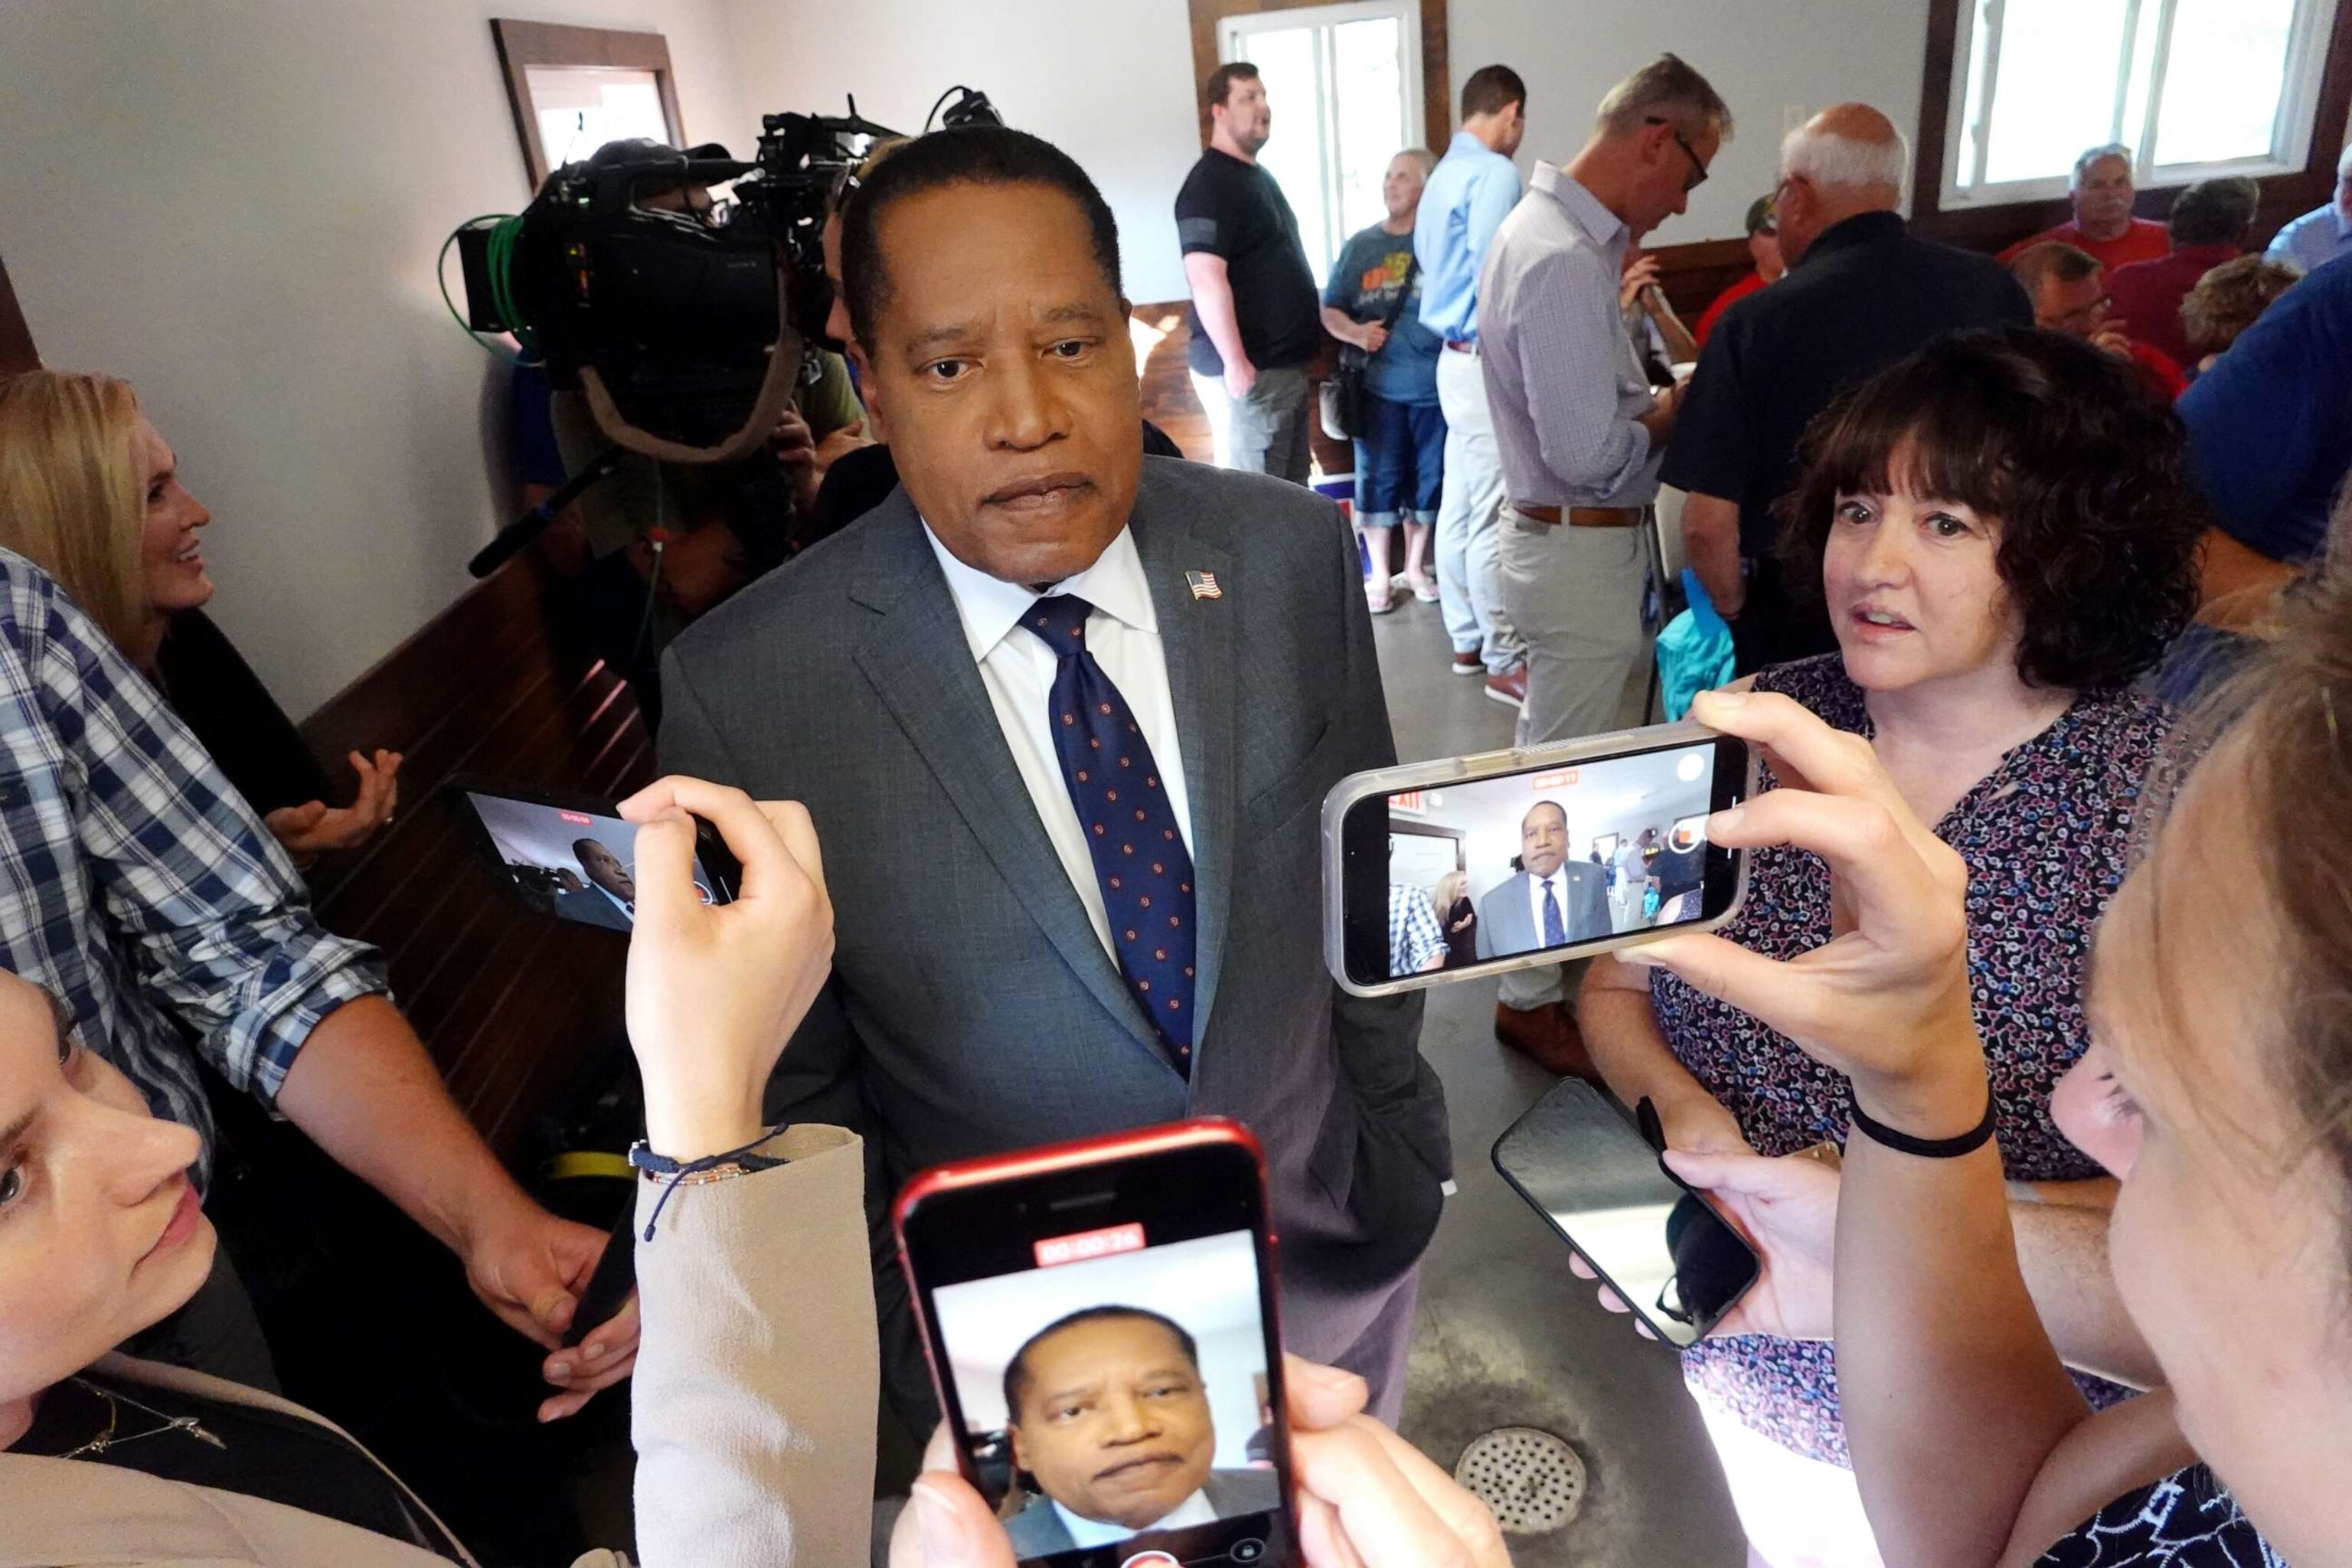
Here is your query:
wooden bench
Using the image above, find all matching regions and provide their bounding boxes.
[296,547,653,1158]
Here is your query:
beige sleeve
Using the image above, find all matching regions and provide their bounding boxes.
[630,1125,879,1568]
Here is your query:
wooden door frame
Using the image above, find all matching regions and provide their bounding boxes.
[1186,0,1452,151]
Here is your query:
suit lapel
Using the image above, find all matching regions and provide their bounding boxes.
[1129,479,1238,1047]
[845,506,1165,1060]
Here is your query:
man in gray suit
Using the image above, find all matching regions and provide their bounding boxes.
[1474,802,1612,958]
[658,126,1449,1422]
[550,838,635,930]
[998,1306,1280,1557]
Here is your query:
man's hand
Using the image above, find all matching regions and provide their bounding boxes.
[2088,323,2136,361]
[264,749,400,858]
[1223,358,1259,400]
[1357,322,1392,355]
[458,1197,643,1422]
[616,776,833,1161]
[1635,380,1681,446]
[1620,251,1664,312]
[890,1356,1507,1568]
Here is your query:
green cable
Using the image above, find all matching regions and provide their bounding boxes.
[435,214,535,361]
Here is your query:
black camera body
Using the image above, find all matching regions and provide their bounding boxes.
[457,106,897,459]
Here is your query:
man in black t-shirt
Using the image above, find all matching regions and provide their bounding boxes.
[1177,62,1323,483]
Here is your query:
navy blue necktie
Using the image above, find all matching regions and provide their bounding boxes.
[1025,594,1197,1073]
[1540,877,1566,946]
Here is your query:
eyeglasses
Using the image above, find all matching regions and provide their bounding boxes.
[1648,117,1709,192]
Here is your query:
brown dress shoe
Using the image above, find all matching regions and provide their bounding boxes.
[1494,1001,1600,1081]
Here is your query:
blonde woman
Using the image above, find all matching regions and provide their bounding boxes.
[0,371,398,858]
[1432,868,1476,969]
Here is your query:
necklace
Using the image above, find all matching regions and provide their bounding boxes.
[57,1378,227,1459]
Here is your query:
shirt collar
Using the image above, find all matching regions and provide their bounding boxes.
[1052,1489,1217,1549]
[1530,163,1625,249]
[922,521,1158,663]
[1793,208,1906,269]
[1447,129,1496,161]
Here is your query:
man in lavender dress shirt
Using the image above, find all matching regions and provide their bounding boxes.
[1472,54,1727,1074]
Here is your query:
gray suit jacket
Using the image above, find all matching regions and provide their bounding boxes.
[1473,866,1612,959]
[0,1126,877,1568]
[660,458,1451,1412]
[551,884,633,931]
[1002,1467,1285,1557]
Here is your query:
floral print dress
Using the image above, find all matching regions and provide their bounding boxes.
[1649,655,2173,1466]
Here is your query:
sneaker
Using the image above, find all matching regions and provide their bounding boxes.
[1450,651,1485,677]
[1485,667,1527,709]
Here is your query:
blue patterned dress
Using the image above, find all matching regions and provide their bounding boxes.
[1649,655,2173,1465]
[2037,1466,2286,1566]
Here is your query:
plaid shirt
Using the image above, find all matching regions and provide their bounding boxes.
[1387,882,1446,978]
[0,550,386,1186]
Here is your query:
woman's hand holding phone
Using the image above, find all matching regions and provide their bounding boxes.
[1617,689,1988,1134]
[617,776,834,1160]
[890,1355,1509,1568]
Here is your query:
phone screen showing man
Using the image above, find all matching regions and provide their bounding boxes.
[1382,741,1724,979]
[459,790,728,930]
[927,1224,1284,1563]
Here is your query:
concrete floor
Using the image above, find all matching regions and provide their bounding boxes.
[1370,590,1747,1566]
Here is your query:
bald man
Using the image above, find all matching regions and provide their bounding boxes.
[1664,103,2030,674]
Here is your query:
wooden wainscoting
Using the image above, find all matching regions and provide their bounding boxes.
[299,550,652,1157]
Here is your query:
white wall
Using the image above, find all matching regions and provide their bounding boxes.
[719,0,1204,303]
[0,0,753,718]
[1450,0,1939,236]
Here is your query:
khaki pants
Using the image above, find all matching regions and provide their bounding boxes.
[1499,508,1651,748]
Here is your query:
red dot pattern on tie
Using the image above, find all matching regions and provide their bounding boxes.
[1027,593,1198,1072]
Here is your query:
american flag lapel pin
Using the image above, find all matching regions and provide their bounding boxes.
[1185,570,1223,600]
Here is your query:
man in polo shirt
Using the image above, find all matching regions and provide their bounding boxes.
[1667,104,2030,673]
[1996,143,2171,270]
[1475,54,1726,1076]
[1414,64,1529,701]
[2264,142,2352,276]
[1177,62,1323,482]
[2108,176,2259,368]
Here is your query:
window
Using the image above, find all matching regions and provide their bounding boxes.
[524,67,672,172]
[1939,0,2337,205]
[1217,0,1425,282]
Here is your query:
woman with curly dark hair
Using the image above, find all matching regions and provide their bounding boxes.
[1574,328,2204,1568]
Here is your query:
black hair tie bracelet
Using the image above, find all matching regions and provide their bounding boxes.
[1848,1089,1998,1159]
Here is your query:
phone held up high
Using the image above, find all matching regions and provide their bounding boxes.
[1323,720,1754,997]
[895,1119,1295,1568]
[447,778,743,933]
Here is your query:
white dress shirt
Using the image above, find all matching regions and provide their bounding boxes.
[1525,867,1574,946]
[923,524,1196,960]
[1054,1488,1220,1550]
[1476,162,1664,508]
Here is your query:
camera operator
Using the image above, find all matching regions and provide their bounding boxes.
[541,140,874,725]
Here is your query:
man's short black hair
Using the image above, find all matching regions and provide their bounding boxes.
[838,126,1123,349]
[1204,61,1261,112]
[1001,1305,1200,1422]
[1461,64,1527,121]
[2167,176,2259,247]
[1776,328,2203,693]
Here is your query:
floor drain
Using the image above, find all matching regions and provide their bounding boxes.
[1454,1426,1587,1534]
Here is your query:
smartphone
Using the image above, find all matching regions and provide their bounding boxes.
[1323,720,1753,997]
[1492,1079,1759,1348]
[449,779,741,931]
[895,1119,1295,1568]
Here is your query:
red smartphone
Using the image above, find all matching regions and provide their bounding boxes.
[894,1119,1296,1566]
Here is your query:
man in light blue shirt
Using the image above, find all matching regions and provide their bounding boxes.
[2265,142,2352,276]
[1414,64,1529,699]
[1475,54,1726,1060]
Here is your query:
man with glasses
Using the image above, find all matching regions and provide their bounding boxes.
[1472,54,1726,1076]
[1666,104,2030,675]
[2011,240,2188,401]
